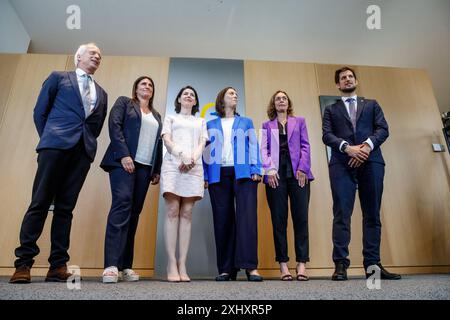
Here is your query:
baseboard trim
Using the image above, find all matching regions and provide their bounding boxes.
[0,267,154,277]
[259,265,450,278]
[1,265,449,278]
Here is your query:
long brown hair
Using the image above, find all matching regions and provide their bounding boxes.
[131,76,155,109]
[267,90,294,120]
[215,87,237,118]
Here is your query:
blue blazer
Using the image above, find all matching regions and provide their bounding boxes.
[100,96,163,176]
[33,71,108,162]
[322,97,389,166]
[203,115,262,184]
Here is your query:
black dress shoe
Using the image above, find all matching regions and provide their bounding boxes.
[365,263,401,280]
[332,262,348,281]
[245,270,263,282]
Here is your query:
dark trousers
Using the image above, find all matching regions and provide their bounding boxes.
[208,167,259,274]
[329,161,384,269]
[265,177,310,263]
[104,163,152,269]
[14,140,91,269]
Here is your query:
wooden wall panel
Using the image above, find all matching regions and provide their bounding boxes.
[0,54,21,129]
[0,54,169,276]
[1,54,448,277]
[0,54,68,267]
[355,66,450,266]
[245,61,450,276]
[315,64,450,267]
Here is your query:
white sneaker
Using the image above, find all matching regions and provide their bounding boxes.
[122,268,139,282]
[102,266,119,283]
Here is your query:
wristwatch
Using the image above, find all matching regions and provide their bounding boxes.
[341,142,349,153]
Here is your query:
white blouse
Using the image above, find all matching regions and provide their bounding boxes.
[135,112,159,165]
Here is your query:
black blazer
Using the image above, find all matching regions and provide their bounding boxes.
[34,71,108,162]
[100,96,163,176]
[322,97,389,166]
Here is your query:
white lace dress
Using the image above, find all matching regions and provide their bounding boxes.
[160,114,207,199]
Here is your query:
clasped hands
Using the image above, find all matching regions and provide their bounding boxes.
[345,143,371,168]
[178,152,196,173]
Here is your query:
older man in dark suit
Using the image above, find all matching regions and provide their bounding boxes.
[10,43,108,283]
[322,66,401,281]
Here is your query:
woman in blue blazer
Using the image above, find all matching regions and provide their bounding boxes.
[203,87,263,281]
[100,76,162,283]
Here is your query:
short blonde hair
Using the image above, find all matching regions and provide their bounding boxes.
[74,42,99,67]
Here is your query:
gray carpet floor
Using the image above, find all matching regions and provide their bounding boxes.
[1,274,449,300]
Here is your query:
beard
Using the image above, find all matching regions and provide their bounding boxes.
[339,86,356,94]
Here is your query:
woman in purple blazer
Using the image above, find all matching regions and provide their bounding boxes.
[261,90,314,281]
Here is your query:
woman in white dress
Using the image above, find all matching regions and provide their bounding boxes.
[160,86,207,282]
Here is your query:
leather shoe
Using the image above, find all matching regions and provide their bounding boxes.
[332,262,347,281]
[365,263,401,280]
[45,266,74,282]
[245,270,263,282]
[215,269,239,281]
[9,265,31,284]
[215,273,231,281]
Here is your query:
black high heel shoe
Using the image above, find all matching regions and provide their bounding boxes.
[245,270,263,282]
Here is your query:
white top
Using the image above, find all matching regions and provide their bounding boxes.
[339,95,374,152]
[161,114,208,165]
[160,113,208,199]
[75,68,97,112]
[221,117,235,166]
[135,112,159,165]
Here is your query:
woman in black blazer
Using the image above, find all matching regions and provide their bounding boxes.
[100,76,163,283]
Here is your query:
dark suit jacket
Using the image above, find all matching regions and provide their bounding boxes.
[322,97,389,166]
[33,71,108,162]
[100,96,163,177]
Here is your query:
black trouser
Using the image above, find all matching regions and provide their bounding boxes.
[14,140,91,269]
[329,161,384,269]
[104,163,152,269]
[265,176,310,263]
[208,167,259,274]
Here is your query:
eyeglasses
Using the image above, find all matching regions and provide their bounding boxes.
[275,96,288,101]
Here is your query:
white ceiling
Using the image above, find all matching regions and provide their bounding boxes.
[8,0,450,112]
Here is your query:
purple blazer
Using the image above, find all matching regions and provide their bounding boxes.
[261,116,314,184]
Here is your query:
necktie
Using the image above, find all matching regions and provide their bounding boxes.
[346,98,357,131]
[82,74,92,118]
